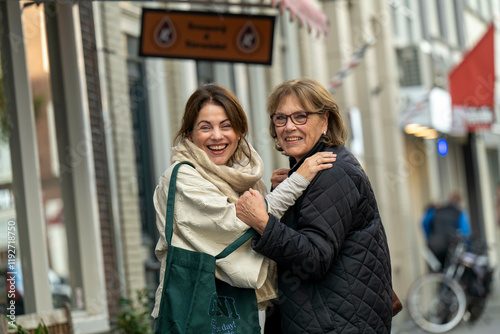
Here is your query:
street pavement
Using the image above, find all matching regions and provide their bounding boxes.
[392,292,500,334]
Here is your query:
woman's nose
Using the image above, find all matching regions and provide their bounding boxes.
[284,118,297,131]
[211,127,223,140]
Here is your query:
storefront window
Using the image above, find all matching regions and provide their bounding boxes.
[0,51,24,315]
[0,2,108,329]
[197,61,215,86]
[196,61,236,92]
[9,3,75,314]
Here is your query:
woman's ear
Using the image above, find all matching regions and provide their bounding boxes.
[322,112,329,132]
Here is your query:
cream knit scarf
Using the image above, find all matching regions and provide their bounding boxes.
[171,138,277,306]
[170,138,267,202]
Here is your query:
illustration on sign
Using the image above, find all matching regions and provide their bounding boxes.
[154,16,176,48]
[237,21,259,53]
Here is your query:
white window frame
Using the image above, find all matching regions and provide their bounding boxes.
[444,0,458,47]
[279,10,301,80]
[389,0,417,46]
[46,4,109,332]
[119,1,176,184]
[3,2,109,332]
[2,0,53,314]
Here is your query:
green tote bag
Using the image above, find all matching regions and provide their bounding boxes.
[155,161,261,334]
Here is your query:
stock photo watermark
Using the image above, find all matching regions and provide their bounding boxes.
[6,220,18,325]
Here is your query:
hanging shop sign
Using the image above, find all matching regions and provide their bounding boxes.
[399,87,467,137]
[139,9,275,65]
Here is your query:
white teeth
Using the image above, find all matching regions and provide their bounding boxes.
[209,145,227,150]
[285,137,301,141]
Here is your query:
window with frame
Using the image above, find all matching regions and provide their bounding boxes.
[0,50,19,317]
[396,46,422,87]
[0,2,75,315]
[126,34,160,293]
[465,0,492,21]
[0,2,109,331]
[195,61,237,92]
[435,0,448,40]
[389,0,416,44]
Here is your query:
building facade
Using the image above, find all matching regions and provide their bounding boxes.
[322,0,500,326]
[0,0,332,332]
[0,0,499,332]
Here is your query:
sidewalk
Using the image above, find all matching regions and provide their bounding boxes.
[393,294,500,333]
[447,299,500,334]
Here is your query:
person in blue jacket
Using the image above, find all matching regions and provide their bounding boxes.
[422,190,471,269]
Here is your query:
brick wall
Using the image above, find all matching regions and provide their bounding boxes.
[99,1,146,300]
[78,2,121,319]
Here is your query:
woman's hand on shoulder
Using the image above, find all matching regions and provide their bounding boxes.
[296,152,336,182]
[271,168,290,189]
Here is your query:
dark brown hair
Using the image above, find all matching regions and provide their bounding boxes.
[174,83,250,160]
[267,78,348,151]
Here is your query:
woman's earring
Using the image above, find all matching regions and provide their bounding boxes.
[323,130,327,136]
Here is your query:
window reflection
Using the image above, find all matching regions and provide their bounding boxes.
[23,1,73,310]
[0,2,73,314]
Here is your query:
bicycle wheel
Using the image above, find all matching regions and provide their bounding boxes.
[407,273,467,333]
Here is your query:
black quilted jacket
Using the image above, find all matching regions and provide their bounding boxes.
[253,142,393,333]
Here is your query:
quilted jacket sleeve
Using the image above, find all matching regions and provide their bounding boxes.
[252,163,361,280]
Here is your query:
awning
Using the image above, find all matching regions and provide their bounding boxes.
[268,0,329,37]
[150,0,329,37]
[448,23,495,132]
[24,0,330,36]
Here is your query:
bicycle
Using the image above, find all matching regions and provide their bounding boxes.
[407,236,494,333]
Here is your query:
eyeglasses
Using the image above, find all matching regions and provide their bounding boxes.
[271,111,323,127]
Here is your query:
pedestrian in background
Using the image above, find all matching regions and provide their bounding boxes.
[422,190,471,270]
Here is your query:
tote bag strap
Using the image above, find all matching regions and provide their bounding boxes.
[165,160,256,257]
[216,228,255,259]
[165,161,195,245]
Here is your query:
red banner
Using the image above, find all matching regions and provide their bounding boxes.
[448,23,495,132]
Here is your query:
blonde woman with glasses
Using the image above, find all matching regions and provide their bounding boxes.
[236,78,393,333]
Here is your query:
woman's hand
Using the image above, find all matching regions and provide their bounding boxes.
[271,168,290,189]
[296,152,336,182]
[236,189,269,235]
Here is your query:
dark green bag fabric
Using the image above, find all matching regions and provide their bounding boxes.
[155,161,261,334]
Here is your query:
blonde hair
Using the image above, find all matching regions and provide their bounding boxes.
[267,78,348,152]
